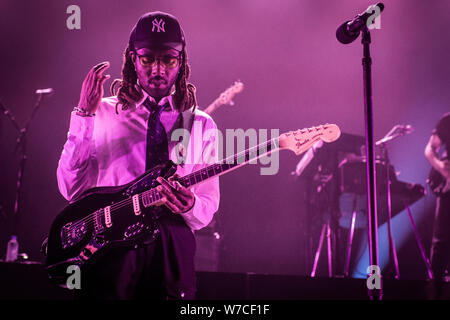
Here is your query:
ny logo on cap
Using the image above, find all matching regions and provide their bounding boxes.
[152,18,165,32]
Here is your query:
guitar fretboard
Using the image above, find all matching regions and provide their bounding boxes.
[180,138,279,187]
[140,137,279,207]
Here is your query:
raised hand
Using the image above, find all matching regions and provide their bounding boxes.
[77,61,111,114]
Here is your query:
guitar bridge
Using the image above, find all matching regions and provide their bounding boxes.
[93,209,105,234]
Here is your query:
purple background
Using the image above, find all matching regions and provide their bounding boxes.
[1,0,449,279]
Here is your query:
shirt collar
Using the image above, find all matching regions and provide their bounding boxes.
[136,88,176,112]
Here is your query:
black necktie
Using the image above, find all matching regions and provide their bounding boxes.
[143,98,169,171]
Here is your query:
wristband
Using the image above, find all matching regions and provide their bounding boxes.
[73,106,95,117]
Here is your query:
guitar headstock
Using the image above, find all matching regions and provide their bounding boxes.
[218,80,244,106]
[279,124,341,155]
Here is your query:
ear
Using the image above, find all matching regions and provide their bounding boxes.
[129,51,136,63]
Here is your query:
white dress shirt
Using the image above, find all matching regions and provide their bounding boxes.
[56,91,220,230]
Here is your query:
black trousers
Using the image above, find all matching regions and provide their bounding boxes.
[430,192,450,280]
[78,215,197,300]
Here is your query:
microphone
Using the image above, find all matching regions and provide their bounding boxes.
[35,88,54,95]
[336,3,385,44]
[376,124,413,146]
[398,124,414,135]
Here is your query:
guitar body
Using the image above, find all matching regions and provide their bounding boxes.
[45,161,176,285]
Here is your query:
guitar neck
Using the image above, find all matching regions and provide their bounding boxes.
[138,123,341,208]
[179,137,280,188]
[203,98,222,115]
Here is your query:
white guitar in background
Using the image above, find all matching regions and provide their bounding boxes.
[203,81,244,115]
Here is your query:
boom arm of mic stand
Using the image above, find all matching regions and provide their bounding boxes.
[292,140,324,177]
[376,128,411,146]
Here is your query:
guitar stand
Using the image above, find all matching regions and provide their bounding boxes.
[310,218,333,278]
[341,179,433,280]
[404,202,434,279]
[385,156,401,279]
[344,197,358,277]
[383,144,432,280]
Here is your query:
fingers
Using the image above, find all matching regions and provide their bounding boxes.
[87,61,108,81]
[167,174,192,196]
[168,173,180,180]
[157,176,177,191]
[93,61,110,73]
[99,74,111,86]
[92,63,110,96]
[157,177,186,203]
[96,63,110,79]
[159,176,190,195]
[83,62,109,88]
[156,176,194,213]
[158,185,186,213]
[94,63,110,85]
[89,62,110,85]
[93,61,109,71]
[161,197,181,213]
[79,61,111,112]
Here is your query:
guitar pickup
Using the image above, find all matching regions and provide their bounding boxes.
[132,194,142,216]
[93,209,105,234]
[104,206,112,228]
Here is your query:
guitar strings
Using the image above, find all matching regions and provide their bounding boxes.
[63,127,339,245]
[64,141,274,235]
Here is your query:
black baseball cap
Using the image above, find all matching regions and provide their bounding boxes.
[129,11,185,51]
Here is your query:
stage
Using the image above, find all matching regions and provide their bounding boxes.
[0,262,447,300]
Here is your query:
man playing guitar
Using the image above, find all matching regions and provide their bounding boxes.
[56,11,220,299]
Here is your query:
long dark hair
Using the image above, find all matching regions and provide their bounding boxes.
[110,45,197,113]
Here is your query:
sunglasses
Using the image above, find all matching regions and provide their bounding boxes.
[136,53,181,69]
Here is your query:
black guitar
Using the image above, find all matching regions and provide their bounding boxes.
[45,124,341,285]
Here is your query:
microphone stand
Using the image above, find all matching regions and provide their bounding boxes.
[361,26,382,300]
[0,92,47,262]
